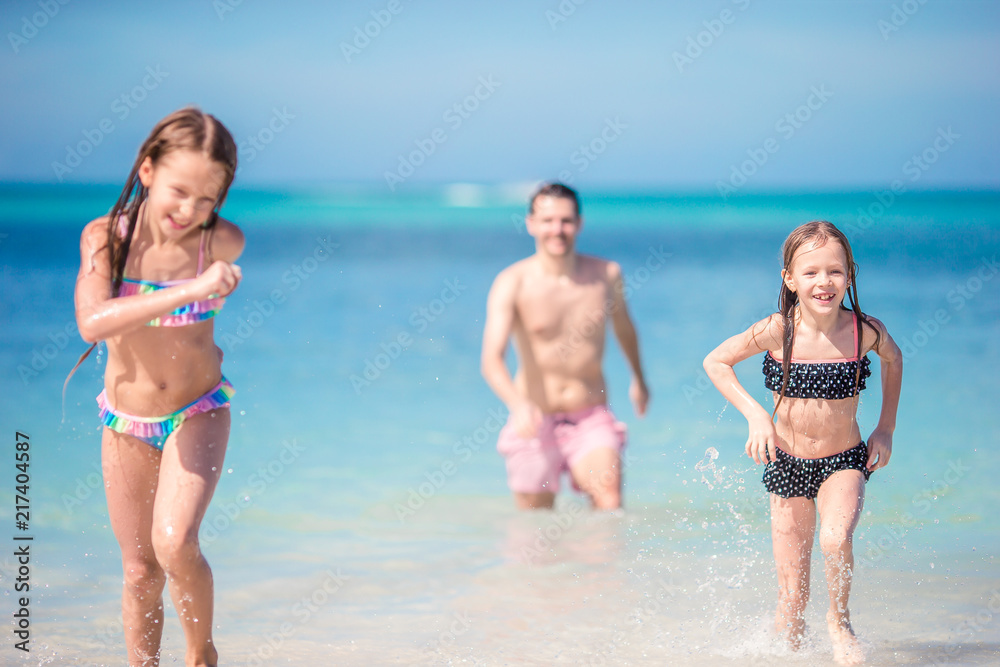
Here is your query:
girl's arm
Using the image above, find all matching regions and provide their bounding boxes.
[74,219,241,343]
[703,315,783,464]
[864,317,902,471]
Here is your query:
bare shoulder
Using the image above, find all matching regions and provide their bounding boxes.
[486,260,527,316]
[859,313,890,353]
[577,254,620,282]
[492,258,529,290]
[603,257,623,282]
[79,216,111,268]
[751,313,784,351]
[77,216,113,286]
[212,218,245,262]
[81,215,110,246]
[706,312,783,365]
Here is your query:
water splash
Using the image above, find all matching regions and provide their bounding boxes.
[715,402,728,424]
[694,447,722,490]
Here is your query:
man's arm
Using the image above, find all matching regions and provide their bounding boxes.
[607,262,649,416]
[481,267,541,436]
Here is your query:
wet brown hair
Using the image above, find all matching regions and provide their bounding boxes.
[771,220,881,416]
[107,107,238,297]
[65,108,237,397]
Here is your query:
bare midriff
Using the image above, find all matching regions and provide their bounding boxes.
[104,321,223,415]
[772,394,863,459]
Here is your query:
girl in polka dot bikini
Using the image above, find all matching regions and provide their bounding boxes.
[703,221,902,665]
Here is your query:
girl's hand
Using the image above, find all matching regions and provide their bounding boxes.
[866,428,893,471]
[193,261,242,300]
[511,400,544,439]
[746,412,779,465]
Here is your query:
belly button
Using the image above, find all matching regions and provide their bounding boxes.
[159,383,167,390]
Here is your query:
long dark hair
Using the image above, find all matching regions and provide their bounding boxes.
[772,221,880,416]
[108,107,237,296]
[65,108,237,396]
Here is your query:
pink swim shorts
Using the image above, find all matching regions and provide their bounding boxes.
[497,404,627,494]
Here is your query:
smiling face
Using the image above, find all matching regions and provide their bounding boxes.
[782,239,851,314]
[526,194,581,257]
[138,149,227,238]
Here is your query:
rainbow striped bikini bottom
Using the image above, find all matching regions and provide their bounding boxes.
[97,377,234,450]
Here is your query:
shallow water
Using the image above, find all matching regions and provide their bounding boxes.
[1,187,998,665]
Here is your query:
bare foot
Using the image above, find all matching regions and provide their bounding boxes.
[827,610,865,665]
[185,642,218,667]
[775,613,807,651]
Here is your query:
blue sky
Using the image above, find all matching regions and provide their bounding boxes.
[1,0,998,190]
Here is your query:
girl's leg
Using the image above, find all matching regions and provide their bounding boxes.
[150,408,229,667]
[770,494,816,648]
[816,469,866,665]
[102,429,167,667]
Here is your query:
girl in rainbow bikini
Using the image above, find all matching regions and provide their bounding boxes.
[72,108,243,667]
[703,221,902,665]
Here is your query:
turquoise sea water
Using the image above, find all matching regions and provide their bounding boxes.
[1,186,998,665]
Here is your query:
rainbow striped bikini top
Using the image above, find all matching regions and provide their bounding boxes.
[117,218,225,327]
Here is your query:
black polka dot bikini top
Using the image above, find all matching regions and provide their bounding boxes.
[762,313,872,400]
